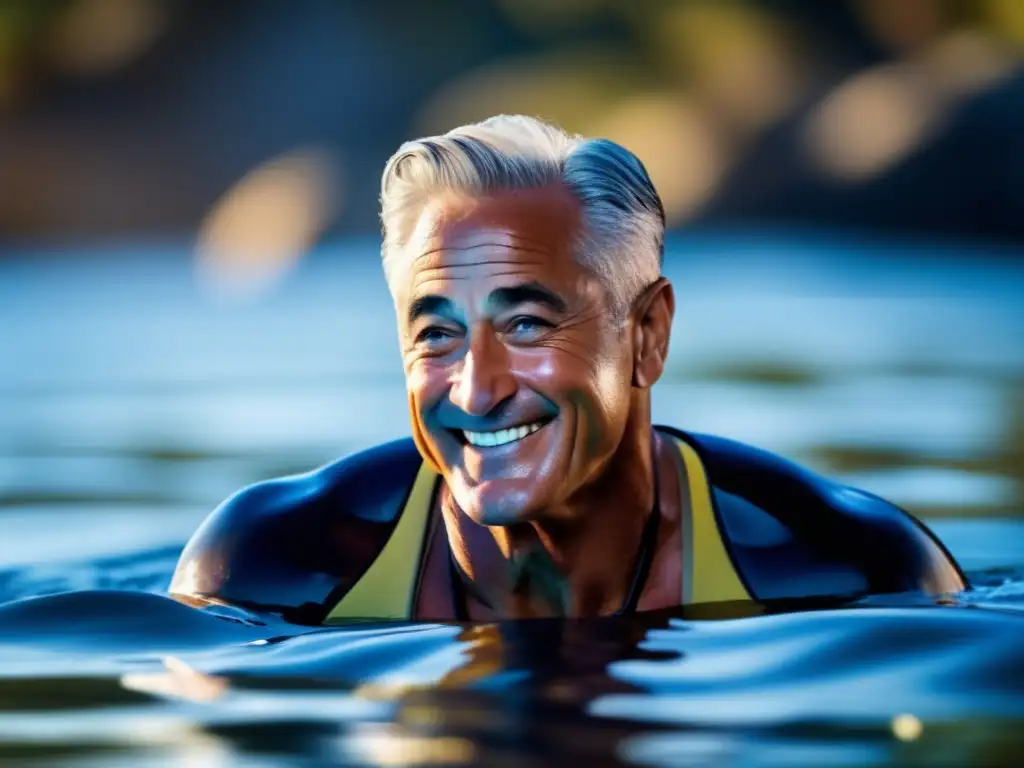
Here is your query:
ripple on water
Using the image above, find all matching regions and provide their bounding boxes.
[0,583,1022,766]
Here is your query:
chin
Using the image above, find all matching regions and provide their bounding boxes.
[457,480,541,528]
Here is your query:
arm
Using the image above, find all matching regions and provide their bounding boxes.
[169,438,425,624]
[683,430,968,602]
[169,476,336,624]
[821,484,968,596]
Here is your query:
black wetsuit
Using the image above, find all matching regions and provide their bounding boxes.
[170,427,967,624]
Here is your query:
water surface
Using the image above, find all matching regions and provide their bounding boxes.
[1,233,1021,765]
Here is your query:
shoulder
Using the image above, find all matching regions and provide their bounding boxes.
[169,438,424,623]
[658,427,967,600]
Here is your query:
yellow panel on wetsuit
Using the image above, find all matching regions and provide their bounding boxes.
[675,438,752,604]
[324,461,438,622]
[324,433,749,621]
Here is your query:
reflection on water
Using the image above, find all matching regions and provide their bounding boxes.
[0,593,1022,766]
[0,233,1022,765]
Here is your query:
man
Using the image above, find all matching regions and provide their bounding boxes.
[170,115,966,623]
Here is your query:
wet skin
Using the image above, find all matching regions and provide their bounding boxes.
[393,185,682,618]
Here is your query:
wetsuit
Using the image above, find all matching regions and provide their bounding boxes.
[170,427,967,624]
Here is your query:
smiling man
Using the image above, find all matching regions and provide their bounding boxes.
[170,115,966,623]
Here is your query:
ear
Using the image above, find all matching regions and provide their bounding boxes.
[631,278,675,389]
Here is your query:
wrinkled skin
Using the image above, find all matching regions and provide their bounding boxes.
[394,185,678,616]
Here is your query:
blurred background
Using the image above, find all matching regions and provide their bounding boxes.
[0,0,1022,581]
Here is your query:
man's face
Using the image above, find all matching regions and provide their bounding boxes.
[395,186,636,527]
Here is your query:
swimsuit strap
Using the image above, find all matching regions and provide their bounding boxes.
[615,448,661,615]
[449,550,471,621]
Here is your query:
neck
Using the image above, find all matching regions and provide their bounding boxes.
[444,400,662,618]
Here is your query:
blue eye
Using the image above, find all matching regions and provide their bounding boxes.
[417,327,454,345]
[508,316,551,338]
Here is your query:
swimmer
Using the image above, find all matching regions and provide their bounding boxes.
[170,115,966,623]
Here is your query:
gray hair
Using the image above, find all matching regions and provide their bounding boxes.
[379,115,665,318]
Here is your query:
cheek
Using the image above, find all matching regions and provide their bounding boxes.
[594,348,634,410]
[571,340,634,451]
[526,338,632,426]
[405,359,451,472]
[580,357,631,442]
[405,359,449,414]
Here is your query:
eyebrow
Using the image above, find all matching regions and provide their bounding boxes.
[407,281,568,325]
[488,282,567,314]
[407,294,454,325]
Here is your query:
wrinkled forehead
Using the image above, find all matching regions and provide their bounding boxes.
[395,187,586,303]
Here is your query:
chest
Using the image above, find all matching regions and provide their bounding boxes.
[412,475,686,621]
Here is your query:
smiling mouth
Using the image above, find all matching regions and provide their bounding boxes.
[453,419,552,448]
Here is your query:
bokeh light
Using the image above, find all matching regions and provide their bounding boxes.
[591,93,726,223]
[195,147,341,302]
[652,2,805,135]
[44,0,169,78]
[805,63,943,182]
[414,46,648,138]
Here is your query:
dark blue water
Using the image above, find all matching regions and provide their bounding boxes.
[0,552,1022,766]
[1,235,1022,765]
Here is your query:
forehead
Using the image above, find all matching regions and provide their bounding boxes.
[399,186,586,302]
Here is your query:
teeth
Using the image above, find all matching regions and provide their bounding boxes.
[464,421,545,448]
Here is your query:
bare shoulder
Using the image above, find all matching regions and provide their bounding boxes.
[169,438,423,623]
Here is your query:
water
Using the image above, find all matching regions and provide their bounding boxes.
[0,232,1022,766]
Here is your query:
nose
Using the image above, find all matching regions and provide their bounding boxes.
[450,323,516,417]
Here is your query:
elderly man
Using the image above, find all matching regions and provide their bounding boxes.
[170,115,966,623]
